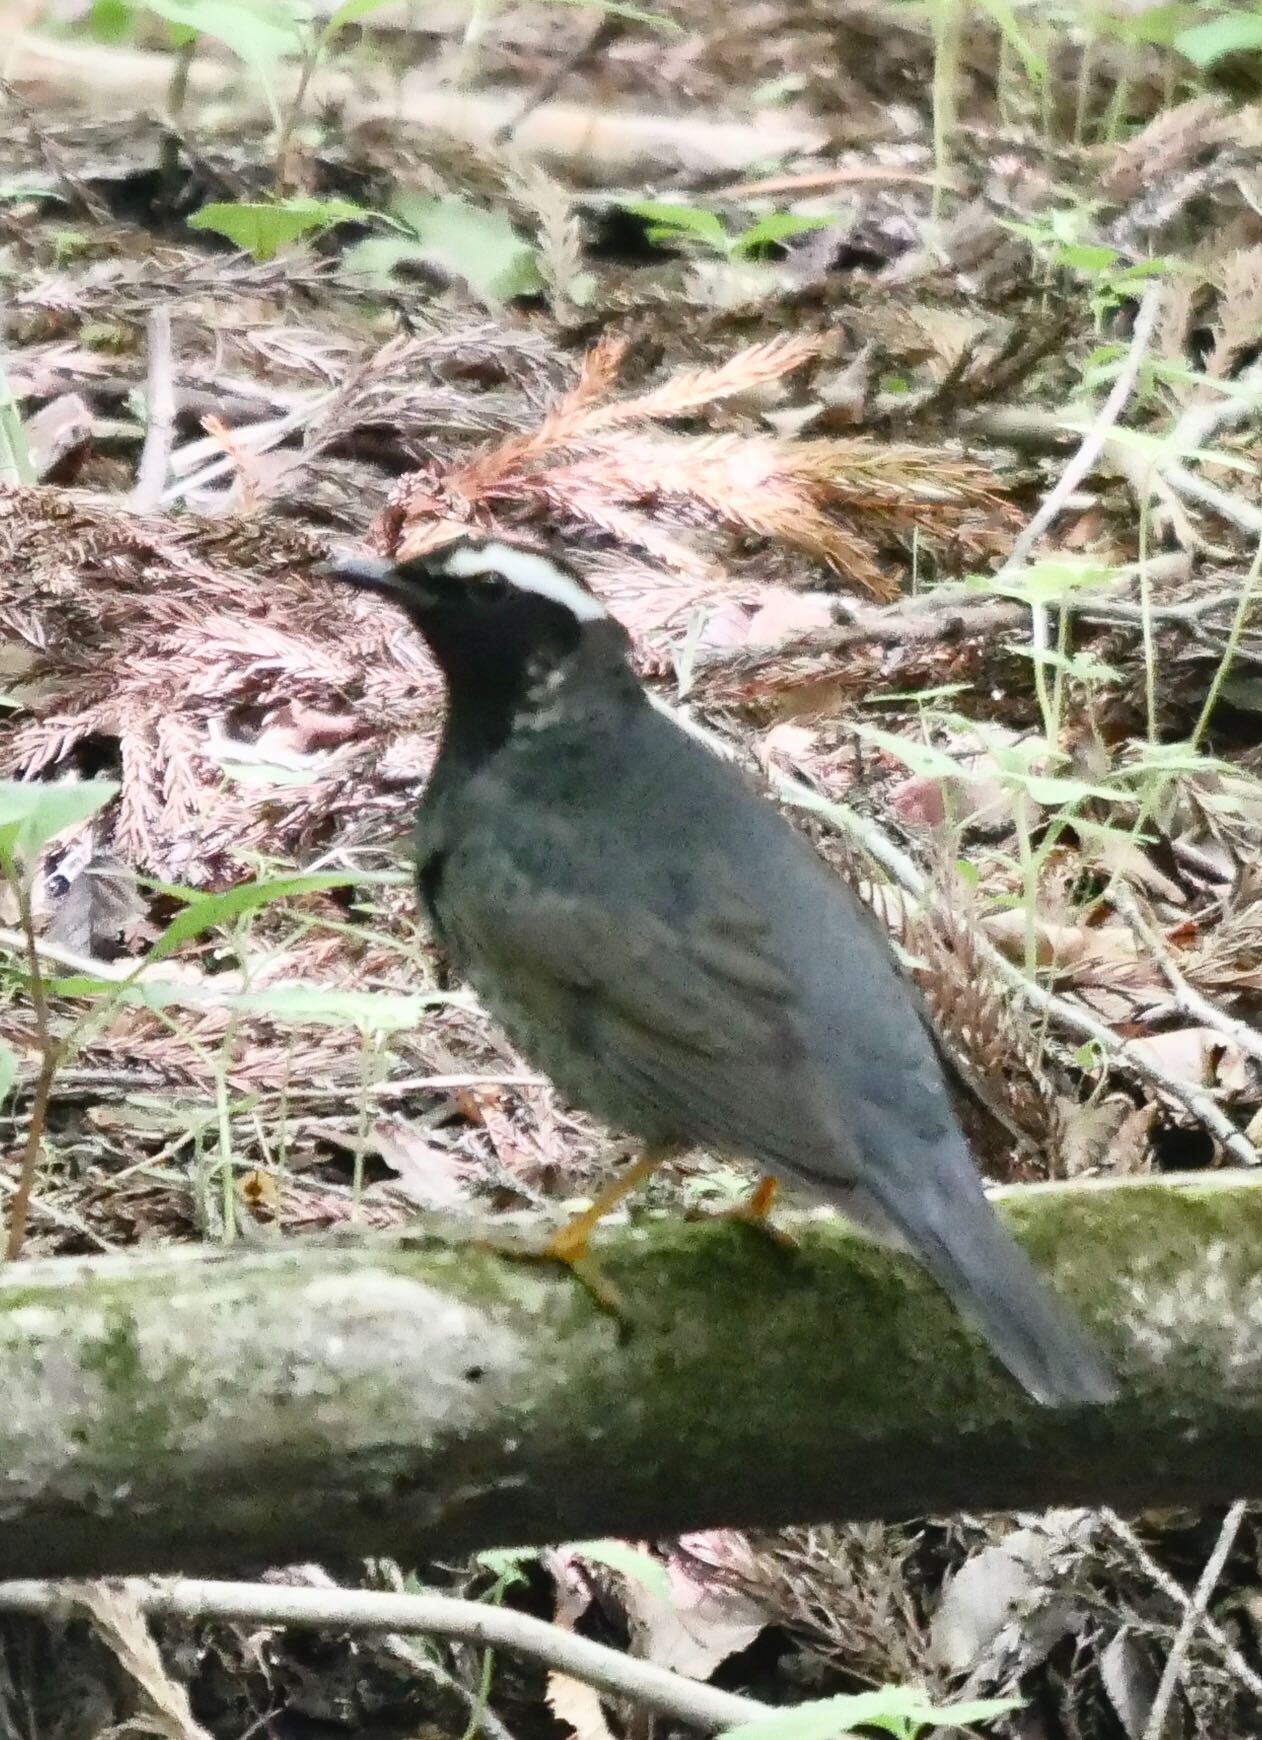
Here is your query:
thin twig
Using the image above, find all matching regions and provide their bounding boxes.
[0,925,170,981]
[5,878,59,1261]
[995,278,1164,737]
[772,775,1259,1169]
[131,308,177,512]
[1191,530,1262,749]
[1110,881,1262,1068]
[0,1580,775,1734]
[1001,278,1166,575]
[1160,461,1262,538]
[1167,357,1262,454]
[1141,1500,1250,1740]
[1102,1510,1262,1706]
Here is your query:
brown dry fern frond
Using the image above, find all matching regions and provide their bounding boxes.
[1099,94,1231,203]
[382,337,1015,602]
[1207,246,1262,380]
[0,482,433,881]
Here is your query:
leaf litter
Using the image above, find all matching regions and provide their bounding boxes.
[4,9,1262,1736]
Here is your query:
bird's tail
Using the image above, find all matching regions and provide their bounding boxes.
[893,1192,1117,1407]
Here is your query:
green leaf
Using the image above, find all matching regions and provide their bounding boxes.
[0,1039,16,1106]
[724,1688,1020,1740]
[731,211,831,258]
[42,974,204,1008]
[1054,242,1119,273]
[188,197,366,261]
[1006,645,1122,683]
[227,985,441,1031]
[971,558,1120,605]
[0,779,118,870]
[138,0,303,58]
[345,195,542,305]
[147,872,356,962]
[88,0,137,39]
[863,682,972,706]
[850,724,970,783]
[475,1546,537,1588]
[136,0,304,114]
[1110,3,1195,48]
[1177,14,1262,68]
[319,0,392,40]
[1019,773,1116,806]
[564,1540,671,1600]
[624,200,729,253]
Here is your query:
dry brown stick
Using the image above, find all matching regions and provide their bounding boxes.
[1103,1509,1262,1708]
[1003,280,1166,576]
[773,776,1259,1168]
[1141,1499,1248,1740]
[130,309,177,513]
[0,1578,774,1732]
[1110,881,1262,1068]
[4,879,57,1261]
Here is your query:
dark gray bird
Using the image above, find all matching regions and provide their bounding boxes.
[323,535,1116,1407]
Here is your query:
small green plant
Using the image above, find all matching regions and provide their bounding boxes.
[0,832,406,1250]
[1177,7,1262,70]
[0,778,119,1257]
[1000,208,1174,324]
[190,187,548,299]
[341,193,544,304]
[188,195,368,261]
[724,1686,1019,1740]
[625,200,831,262]
[0,352,33,487]
[105,0,306,125]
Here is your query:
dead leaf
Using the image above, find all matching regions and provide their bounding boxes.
[981,910,1091,968]
[743,589,834,646]
[758,722,818,772]
[47,851,144,955]
[1098,1627,1161,1740]
[240,1169,281,1216]
[1060,1098,1156,1178]
[931,1514,1092,1681]
[1095,834,1188,905]
[888,773,1012,831]
[22,392,93,479]
[1126,1027,1251,1094]
[547,1673,618,1740]
[371,1116,479,1208]
[617,1551,766,1680]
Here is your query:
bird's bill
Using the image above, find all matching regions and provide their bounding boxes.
[317,553,404,597]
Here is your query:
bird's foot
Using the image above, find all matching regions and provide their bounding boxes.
[472,1223,628,1319]
[475,1146,672,1323]
[690,1175,799,1254]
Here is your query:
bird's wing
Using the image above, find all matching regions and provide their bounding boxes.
[438,822,852,1175]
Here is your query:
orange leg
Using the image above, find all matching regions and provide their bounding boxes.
[482,1144,674,1315]
[693,1173,798,1252]
[542,1148,669,1265]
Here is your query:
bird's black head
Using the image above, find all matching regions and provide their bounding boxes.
[321,536,637,763]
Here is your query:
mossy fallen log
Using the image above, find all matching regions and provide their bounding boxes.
[0,1175,1259,1577]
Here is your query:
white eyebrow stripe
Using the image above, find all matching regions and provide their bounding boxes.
[439,541,608,621]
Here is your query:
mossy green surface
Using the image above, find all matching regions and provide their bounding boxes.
[0,1179,1260,1574]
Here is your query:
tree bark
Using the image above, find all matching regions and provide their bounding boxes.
[1,1175,1259,1578]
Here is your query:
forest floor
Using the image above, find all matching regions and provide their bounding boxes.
[3,2,1262,1736]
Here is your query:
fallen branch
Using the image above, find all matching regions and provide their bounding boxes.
[0,1577,773,1733]
[0,1183,1260,1579]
